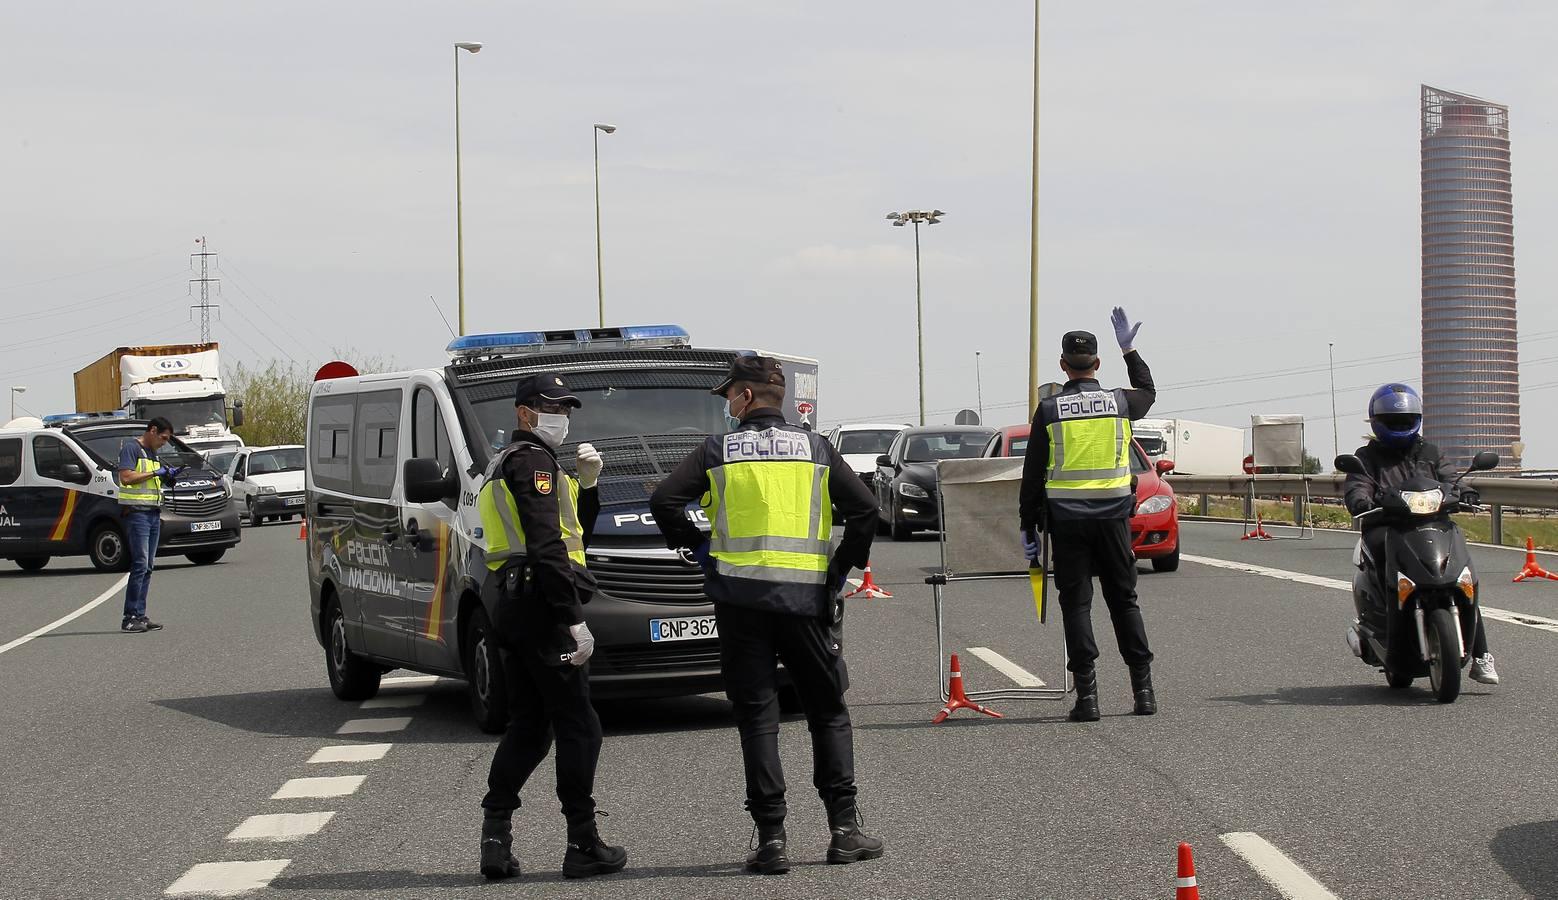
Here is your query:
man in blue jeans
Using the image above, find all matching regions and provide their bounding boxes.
[117,417,181,633]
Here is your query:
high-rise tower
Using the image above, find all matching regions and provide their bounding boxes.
[1421,85,1520,469]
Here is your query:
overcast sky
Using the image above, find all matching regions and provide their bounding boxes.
[5,2,1558,463]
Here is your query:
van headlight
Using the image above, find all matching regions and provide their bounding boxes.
[1400,489,1442,515]
[258,485,277,495]
[1137,495,1173,516]
[899,482,929,499]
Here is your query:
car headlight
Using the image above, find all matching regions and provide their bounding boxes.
[1136,494,1173,516]
[1400,489,1443,515]
[258,485,277,495]
[899,482,929,499]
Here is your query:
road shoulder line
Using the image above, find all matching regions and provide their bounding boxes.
[967,646,1046,687]
[1220,832,1340,899]
[0,573,129,656]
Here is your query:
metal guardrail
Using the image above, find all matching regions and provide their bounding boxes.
[1164,473,1558,545]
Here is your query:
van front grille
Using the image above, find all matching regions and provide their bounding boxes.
[588,553,707,603]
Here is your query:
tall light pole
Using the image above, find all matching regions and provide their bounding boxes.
[453,40,483,336]
[8,386,24,420]
[1328,342,1339,461]
[593,123,617,328]
[1027,0,1041,417]
[975,351,984,423]
[886,209,945,426]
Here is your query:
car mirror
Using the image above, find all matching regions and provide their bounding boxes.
[1470,450,1499,472]
[60,462,89,484]
[1333,454,1365,476]
[232,471,245,481]
[405,457,457,504]
[875,454,893,468]
[1155,459,1175,475]
[231,402,245,428]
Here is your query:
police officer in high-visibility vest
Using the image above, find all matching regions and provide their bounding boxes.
[476,372,626,882]
[650,356,882,875]
[1019,308,1158,723]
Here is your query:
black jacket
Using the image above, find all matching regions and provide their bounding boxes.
[1019,350,1156,529]
[1342,438,1457,520]
[649,408,877,616]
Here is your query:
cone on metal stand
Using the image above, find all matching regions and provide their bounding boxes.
[1175,842,1200,899]
[931,653,1003,724]
[845,563,892,599]
[1241,510,1273,541]
[1513,536,1558,582]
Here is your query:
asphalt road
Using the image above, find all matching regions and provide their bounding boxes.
[3,518,1557,898]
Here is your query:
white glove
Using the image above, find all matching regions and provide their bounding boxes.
[567,621,595,667]
[576,442,603,489]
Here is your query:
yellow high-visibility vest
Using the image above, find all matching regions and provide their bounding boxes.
[477,444,585,572]
[118,446,163,508]
[702,427,833,585]
[1044,388,1133,506]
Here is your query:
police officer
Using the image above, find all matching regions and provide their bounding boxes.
[477,372,626,881]
[1019,307,1157,722]
[649,356,882,875]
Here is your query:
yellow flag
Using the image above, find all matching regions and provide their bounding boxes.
[1029,566,1047,623]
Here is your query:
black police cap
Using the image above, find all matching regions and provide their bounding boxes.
[515,372,582,408]
[1062,331,1098,357]
[711,355,786,396]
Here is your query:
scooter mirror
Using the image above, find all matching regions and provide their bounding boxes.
[1333,454,1365,476]
[1470,450,1499,472]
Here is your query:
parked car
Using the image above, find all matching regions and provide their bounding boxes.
[874,425,995,540]
[228,445,306,525]
[826,422,907,487]
[983,424,1180,572]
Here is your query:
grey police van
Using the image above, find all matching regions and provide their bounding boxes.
[304,325,820,731]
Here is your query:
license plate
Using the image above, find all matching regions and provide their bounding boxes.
[190,521,221,533]
[649,615,718,643]
[284,497,303,506]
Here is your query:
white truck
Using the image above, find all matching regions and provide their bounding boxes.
[74,343,245,453]
[1133,418,1244,474]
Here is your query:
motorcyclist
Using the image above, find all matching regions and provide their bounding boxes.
[1341,383,1498,685]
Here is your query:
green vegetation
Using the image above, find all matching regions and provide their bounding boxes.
[1179,496,1558,551]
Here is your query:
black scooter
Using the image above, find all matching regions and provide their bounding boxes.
[1334,450,1498,704]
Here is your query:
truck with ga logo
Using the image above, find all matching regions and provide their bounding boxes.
[73,343,246,454]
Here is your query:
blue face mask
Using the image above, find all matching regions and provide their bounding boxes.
[723,391,751,430]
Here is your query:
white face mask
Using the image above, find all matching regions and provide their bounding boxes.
[529,411,570,448]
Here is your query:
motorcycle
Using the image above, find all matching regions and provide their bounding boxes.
[1334,449,1498,703]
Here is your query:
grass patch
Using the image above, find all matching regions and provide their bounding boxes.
[1178,496,1558,551]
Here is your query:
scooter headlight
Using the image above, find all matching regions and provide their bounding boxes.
[1399,488,1443,515]
[1397,573,1416,608]
[1456,566,1476,601]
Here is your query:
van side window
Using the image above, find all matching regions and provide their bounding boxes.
[32,435,83,483]
[0,438,20,485]
[311,395,356,494]
[412,388,454,473]
[354,389,403,499]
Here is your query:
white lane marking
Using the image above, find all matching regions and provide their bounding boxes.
[360,693,426,709]
[165,859,291,896]
[0,574,129,656]
[1184,553,1558,635]
[380,674,441,687]
[1220,832,1340,899]
[308,743,393,764]
[271,775,365,799]
[226,812,335,843]
[966,647,1046,687]
[336,716,413,735]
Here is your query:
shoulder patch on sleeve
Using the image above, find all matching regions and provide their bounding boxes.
[534,471,553,495]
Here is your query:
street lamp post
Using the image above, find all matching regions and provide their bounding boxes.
[1328,342,1338,461]
[453,40,483,336]
[886,210,944,426]
[1027,0,1041,417]
[9,386,25,420]
[975,351,984,423]
[593,123,617,328]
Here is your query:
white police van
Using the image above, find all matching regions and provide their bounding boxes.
[305,325,819,732]
[0,418,241,571]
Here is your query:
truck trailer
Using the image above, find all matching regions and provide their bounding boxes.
[74,343,243,451]
[1132,417,1244,474]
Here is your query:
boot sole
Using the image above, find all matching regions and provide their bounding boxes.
[563,857,627,879]
[827,846,884,865]
[746,856,791,875]
[480,859,520,881]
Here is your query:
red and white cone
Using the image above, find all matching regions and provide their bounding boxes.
[1175,842,1201,899]
[931,653,1003,724]
[298,520,308,541]
[1513,536,1558,583]
[1241,510,1273,541]
[845,563,892,599]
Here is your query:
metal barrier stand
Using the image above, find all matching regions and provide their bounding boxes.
[926,569,1072,703]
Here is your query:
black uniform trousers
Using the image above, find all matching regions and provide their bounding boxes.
[1051,517,1154,676]
[715,602,855,826]
[481,642,603,834]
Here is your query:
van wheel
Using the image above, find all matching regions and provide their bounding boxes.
[15,556,49,572]
[186,550,226,565]
[326,601,382,701]
[1152,546,1180,573]
[464,609,510,734]
[88,522,129,572]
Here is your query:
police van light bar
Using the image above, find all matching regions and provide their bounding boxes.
[448,325,690,359]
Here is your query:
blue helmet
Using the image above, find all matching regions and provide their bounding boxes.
[1369,383,1423,449]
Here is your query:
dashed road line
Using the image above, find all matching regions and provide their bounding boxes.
[0,574,128,656]
[271,775,365,800]
[165,859,291,896]
[966,646,1046,687]
[1220,832,1341,899]
[360,693,426,709]
[336,716,412,735]
[308,743,392,764]
[226,812,336,843]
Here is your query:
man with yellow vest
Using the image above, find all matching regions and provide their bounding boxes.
[1019,308,1158,723]
[475,373,626,882]
[116,417,180,633]
[650,356,881,875]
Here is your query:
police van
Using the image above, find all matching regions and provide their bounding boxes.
[0,418,241,571]
[304,325,819,731]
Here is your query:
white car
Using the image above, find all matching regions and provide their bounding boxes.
[228,445,306,525]
[826,422,908,488]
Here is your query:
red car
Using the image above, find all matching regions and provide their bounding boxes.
[984,424,1181,572]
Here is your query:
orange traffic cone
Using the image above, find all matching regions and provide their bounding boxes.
[845,563,893,599]
[931,654,1003,724]
[1241,510,1273,541]
[1175,842,1201,899]
[298,520,308,541]
[1513,536,1558,582]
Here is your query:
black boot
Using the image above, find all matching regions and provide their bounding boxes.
[563,819,627,879]
[1131,666,1157,716]
[1069,671,1100,722]
[826,803,884,865]
[745,822,790,875]
[479,813,520,881]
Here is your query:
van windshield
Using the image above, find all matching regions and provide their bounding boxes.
[70,427,207,469]
[466,386,729,451]
[836,430,899,455]
[248,447,306,475]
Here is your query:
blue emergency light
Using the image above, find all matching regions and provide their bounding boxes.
[447,325,690,358]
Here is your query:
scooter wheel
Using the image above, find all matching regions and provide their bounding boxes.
[1384,668,1413,690]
